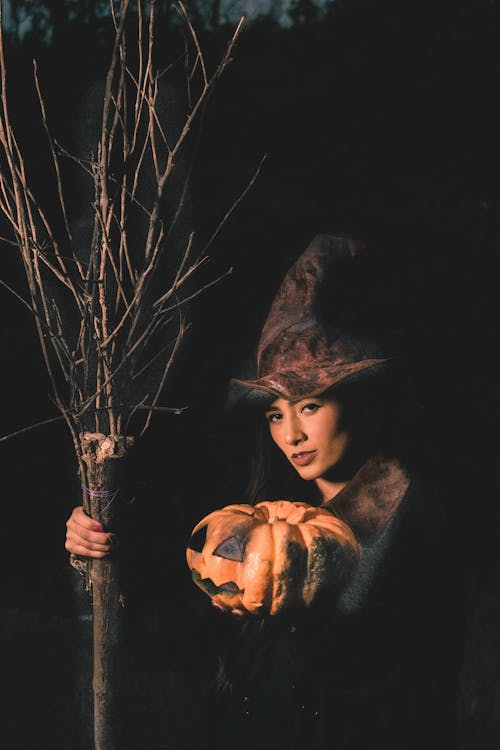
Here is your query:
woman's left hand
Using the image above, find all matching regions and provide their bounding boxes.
[212,602,247,617]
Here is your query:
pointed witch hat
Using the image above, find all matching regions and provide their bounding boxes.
[232,234,391,401]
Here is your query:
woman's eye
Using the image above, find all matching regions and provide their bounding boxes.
[301,402,320,414]
[266,412,282,424]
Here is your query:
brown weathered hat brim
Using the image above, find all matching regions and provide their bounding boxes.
[231,358,391,401]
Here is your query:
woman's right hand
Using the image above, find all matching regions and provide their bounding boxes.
[65,506,116,558]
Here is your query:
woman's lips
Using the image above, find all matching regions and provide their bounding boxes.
[291,450,317,466]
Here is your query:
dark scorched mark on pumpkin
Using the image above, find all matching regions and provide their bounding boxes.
[275,541,308,608]
[191,569,243,598]
[307,536,354,594]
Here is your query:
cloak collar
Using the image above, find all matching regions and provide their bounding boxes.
[322,455,411,546]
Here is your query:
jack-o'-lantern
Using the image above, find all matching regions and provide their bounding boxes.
[186,500,359,616]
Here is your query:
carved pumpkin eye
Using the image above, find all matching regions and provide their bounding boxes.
[187,524,208,552]
[213,535,245,562]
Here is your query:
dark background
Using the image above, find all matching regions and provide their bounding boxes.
[1,0,500,747]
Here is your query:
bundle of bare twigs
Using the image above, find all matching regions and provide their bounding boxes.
[0,2,253,747]
[0,0,244,451]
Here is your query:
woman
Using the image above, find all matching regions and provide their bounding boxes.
[66,235,464,749]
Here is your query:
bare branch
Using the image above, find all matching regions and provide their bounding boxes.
[136,404,187,414]
[202,154,267,257]
[33,60,72,239]
[140,312,186,436]
[178,2,208,87]
[92,201,130,308]
[0,415,66,444]
[160,264,233,314]
[153,231,196,308]
[0,277,35,313]
[54,140,94,176]
[131,339,173,381]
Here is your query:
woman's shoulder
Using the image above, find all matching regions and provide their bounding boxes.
[397,457,463,535]
[325,454,412,547]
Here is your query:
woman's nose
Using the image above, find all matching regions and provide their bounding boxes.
[284,417,306,445]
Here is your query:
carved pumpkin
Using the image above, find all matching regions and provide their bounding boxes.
[186,500,360,616]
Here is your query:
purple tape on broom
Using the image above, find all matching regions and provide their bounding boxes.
[82,484,121,515]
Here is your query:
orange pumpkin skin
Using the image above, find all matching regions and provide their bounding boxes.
[186,500,360,616]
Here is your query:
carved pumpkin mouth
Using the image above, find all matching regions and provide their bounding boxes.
[191,569,244,598]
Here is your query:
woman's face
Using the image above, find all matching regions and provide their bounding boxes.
[265,395,349,482]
